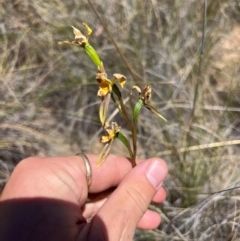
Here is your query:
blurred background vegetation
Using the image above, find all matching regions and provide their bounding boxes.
[1,0,240,240]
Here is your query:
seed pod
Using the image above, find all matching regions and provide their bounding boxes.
[84,43,101,67]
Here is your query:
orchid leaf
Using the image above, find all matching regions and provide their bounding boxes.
[117,132,133,159]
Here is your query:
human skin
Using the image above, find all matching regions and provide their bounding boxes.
[0,154,168,241]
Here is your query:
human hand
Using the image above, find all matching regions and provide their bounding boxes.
[0,154,168,241]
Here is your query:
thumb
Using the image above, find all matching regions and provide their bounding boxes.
[88,158,168,241]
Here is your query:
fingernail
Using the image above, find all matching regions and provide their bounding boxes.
[146,161,166,190]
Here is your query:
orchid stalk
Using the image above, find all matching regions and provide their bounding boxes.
[59,24,166,167]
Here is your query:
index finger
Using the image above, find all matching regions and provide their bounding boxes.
[77,154,133,193]
[0,155,133,205]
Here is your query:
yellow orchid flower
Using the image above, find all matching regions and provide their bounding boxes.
[96,70,126,98]
[97,122,121,167]
[59,25,102,67]
[100,122,121,143]
[132,85,152,103]
[113,74,126,88]
[96,70,112,97]
[131,85,167,122]
[58,26,88,47]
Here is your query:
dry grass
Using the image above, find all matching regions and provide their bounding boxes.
[1,0,240,239]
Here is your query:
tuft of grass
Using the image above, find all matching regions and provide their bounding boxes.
[1,0,240,239]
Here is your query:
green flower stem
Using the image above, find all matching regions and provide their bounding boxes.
[110,93,132,130]
[119,97,132,130]
[131,100,144,167]
[110,92,135,166]
[111,84,132,129]
[131,124,137,167]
